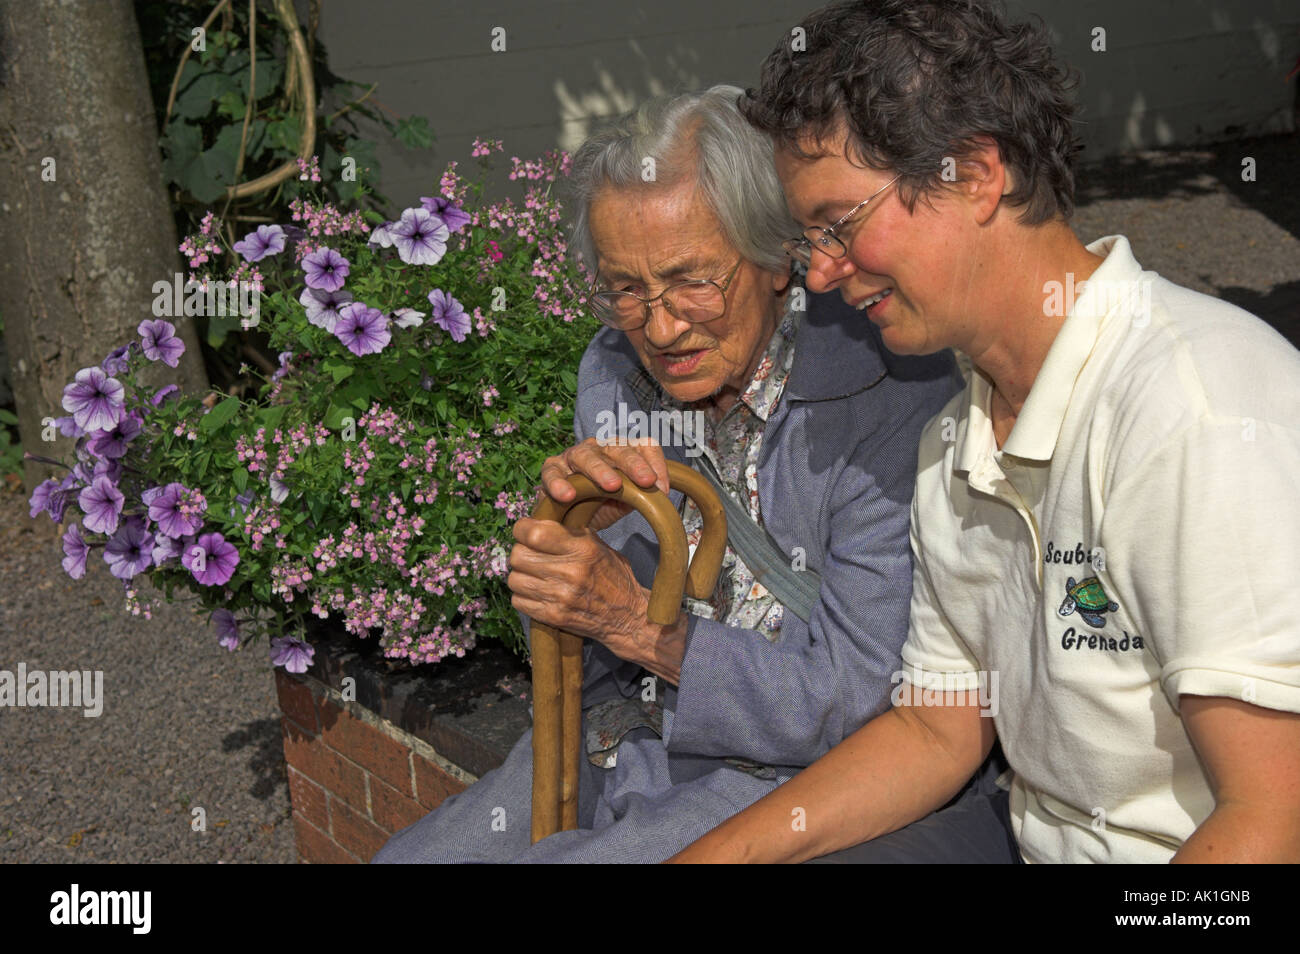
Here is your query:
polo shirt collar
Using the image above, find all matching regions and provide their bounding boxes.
[955,235,1143,467]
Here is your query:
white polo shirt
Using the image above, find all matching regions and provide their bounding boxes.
[901,235,1300,863]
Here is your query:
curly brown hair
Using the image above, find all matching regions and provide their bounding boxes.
[739,0,1082,224]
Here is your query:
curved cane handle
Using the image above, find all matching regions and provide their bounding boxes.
[536,474,689,623]
[664,460,727,600]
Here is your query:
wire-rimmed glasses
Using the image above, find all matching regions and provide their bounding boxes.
[782,174,902,266]
[588,258,744,331]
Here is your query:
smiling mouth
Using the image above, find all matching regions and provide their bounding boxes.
[855,288,893,310]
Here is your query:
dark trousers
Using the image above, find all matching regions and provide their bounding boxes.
[806,744,1020,863]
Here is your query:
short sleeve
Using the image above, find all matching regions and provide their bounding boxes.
[1099,415,1300,715]
[899,489,984,691]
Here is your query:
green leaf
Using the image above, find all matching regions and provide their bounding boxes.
[321,359,354,384]
[323,402,354,430]
[0,409,18,425]
[174,65,238,120]
[251,60,283,102]
[394,116,435,150]
[400,480,411,499]
[261,404,287,431]
[160,121,202,184]
[181,146,233,203]
[267,116,301,152]
[205,313,241,347]
[233,467,249,493]
[200,396,241,433]
[216,90,245,121]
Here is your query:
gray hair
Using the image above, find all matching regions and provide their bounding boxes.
[568,85,798,278]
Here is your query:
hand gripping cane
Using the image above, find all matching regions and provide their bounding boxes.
[529,460,726,844]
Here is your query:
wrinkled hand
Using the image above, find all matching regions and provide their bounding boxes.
[508,512,688,682]
[537,436,670,532]
[508,516,649,645]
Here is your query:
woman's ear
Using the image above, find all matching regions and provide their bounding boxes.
[958,136,1011,226]
[772,265,793,296]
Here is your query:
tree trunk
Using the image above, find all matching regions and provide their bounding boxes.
[0,0,209,495]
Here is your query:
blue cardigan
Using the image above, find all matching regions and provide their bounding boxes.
[556,289,961,777]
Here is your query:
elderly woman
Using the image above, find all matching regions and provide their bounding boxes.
[373,85,968,863]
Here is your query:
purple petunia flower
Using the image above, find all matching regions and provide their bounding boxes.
[232,224,287,262]
[151,532,190,567]
[92,456,123,485]
[54,415,85,438]
[391,307,425,329]
[62,523,90,579]
[391,208,449,266]
[143,482,204,538]
[427,289,471,342]
[69,461,95,488]
[104,516,154,580]
[29,478,61,520]
[269,477,289,504]
[148,385,179,411]
[138,319,186,368]
[213,609,241,651]
[419,195,472,234]
[271,351,294,383]
[367,221,397,249]
[62,367,125,433]
[270,636,315,674]
[87,411,143,459]
[333,302,391,356]
[101,344,133,376]
[79,476,125,535]
[302,247,350,292]
[299,286,353,333]
[182,532,240,586]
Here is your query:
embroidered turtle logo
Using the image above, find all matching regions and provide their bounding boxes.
[1058,576,1119,628]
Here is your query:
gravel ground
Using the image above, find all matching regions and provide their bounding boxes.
[0,501,296,863]
[0,132,1296,865]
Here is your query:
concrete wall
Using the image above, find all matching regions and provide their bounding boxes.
[310,0,1299,212]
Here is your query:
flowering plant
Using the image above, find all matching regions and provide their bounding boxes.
[28,141,598,671]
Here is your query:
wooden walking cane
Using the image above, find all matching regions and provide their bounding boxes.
[529,460,727,844]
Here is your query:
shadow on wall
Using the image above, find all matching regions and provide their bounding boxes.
[1016,0,1299,155]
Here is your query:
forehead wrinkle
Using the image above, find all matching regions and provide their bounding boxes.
[597,246,726,283]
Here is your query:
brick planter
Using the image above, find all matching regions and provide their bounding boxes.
[277,624,531,863]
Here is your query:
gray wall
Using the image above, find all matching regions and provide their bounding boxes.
[312,0,1299,213]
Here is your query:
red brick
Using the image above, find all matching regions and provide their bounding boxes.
[292,813,358,865]
[369,776,430,834]
[280,717,368,812]
[287,767,329,831]
[316,699,413,795]
[413,755,468,810]
[330,796,389,862]
[275,670,319,733]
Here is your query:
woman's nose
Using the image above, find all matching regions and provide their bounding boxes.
[642,300,692,347]
[804,252,856,294]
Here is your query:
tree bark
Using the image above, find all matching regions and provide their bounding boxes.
[0,0,209,494]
